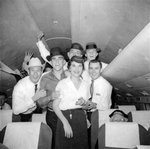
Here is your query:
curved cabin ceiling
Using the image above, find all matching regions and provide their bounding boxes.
[0,0,150,99]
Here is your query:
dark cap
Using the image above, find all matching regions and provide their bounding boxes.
[46,47,64,61]
[109,110,128,119]
[86,42,101,53]
[68,43,85,55]
[71,56,85,64]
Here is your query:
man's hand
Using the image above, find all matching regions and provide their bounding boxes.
[87,101,97,110]
[38,31,44,41]
[24,51,34,63]
[33,89,46,102]
[51,90,61,100]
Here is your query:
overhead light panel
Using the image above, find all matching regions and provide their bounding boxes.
[125,83,133,88]
[145,77,150,81]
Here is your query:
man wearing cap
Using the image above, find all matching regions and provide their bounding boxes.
[12,58,46,122]
[37,47,66,149]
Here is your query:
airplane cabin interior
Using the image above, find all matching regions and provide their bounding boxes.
[0,0,150,149]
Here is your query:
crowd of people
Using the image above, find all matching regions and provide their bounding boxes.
[1,33,130,149]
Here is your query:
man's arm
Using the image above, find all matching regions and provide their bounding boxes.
[12,85,36,115]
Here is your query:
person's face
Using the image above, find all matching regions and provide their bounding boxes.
[68,49,82,59]
[110,113,127,122]
[29,66,43,84]
[69,61,83,78]
[50,55,65,71]
[89,62,101,80]
[0,95,5,107]
[86,49,98,61]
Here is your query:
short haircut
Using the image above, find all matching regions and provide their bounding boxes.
[89,59,102,68]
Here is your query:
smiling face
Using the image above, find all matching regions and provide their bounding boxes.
[85,48,98,61]
[69,61,83,78]
[29,66,43,84]
[68,49,82,59]
[50,55,65,71]
[89,62,101,80]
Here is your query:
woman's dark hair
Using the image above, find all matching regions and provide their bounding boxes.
[67,56,85,70]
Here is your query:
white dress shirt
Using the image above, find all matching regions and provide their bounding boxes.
[92,76,112,110]
[12,76,37,115]
[55,77,90,110]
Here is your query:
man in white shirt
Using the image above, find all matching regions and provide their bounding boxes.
[12,58,47,121]
[88,59,112,110]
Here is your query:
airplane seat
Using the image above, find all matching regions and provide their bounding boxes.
[1,122,52,149]
[32,111,46,123]
[118,105,136,114]
[0,143,9,149]
[98,122,149,149]
[90,109,117,149]
[128,111,150,130]
[133,145,150,149]
[0,110,12,131]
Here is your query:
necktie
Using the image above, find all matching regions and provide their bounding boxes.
[35,84,38,93]
[90,80,94,101]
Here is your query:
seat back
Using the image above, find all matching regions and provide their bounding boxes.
[2,122,52,149]
[128,111,150,130]
[90,109,117,149]
[0,110,12,130]
[98,122,149,148]
[32,111,46,123]
[118,105,136,114]
[98,109,117,127]
[134,145,150,149]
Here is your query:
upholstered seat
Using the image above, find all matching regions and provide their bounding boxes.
[0,110,12,130]
[98,122,149,149]
[118,105,136,114]
[1,122,52,149]
[128,111,150,130]
[32,111,46,123]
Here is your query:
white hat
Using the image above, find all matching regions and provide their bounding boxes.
[28,57,44,69]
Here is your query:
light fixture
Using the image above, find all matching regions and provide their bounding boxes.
[141,91,150,96]
[145,77,150,81]
[126,93,133,96]
[125,83,133,88]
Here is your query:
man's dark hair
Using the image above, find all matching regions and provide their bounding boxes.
[89,59,102,68]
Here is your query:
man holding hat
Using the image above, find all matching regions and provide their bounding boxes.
[37,47,66,149]
[12,57,46,122]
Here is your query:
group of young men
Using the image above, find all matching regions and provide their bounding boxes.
[12,36,113,148]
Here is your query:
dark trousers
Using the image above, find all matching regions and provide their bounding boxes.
[46,110,58,149]
[55,109,89,149]
[20,113,32,122]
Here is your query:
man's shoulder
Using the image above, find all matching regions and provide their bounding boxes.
[15,76,29,86]
[97,76,112,86]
